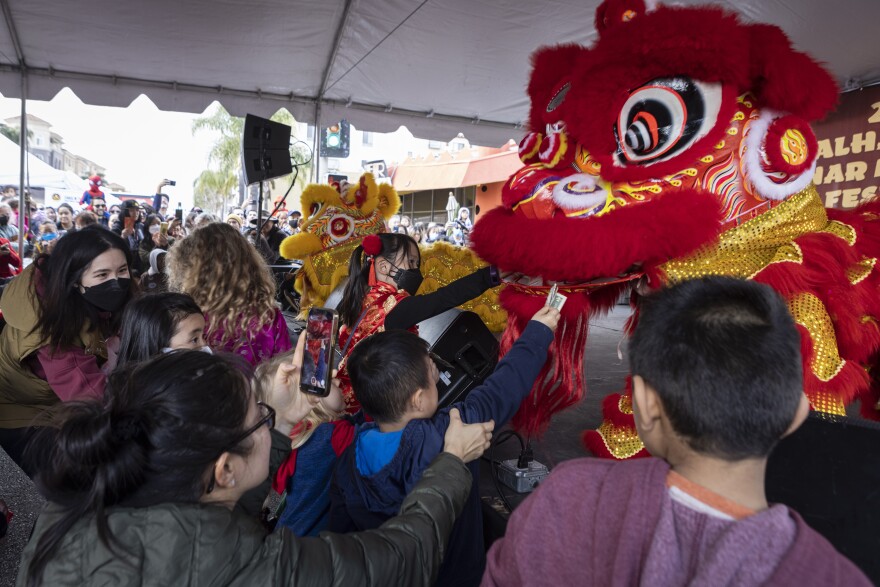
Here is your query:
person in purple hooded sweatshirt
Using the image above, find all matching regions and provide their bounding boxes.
[483,277,871,587]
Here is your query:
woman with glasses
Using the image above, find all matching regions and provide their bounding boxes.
[18,350,493,587]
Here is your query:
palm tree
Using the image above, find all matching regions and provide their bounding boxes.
[193,169,238,215]
[192,106,313,210]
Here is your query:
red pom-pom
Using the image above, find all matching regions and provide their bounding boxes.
[362,234,383,256]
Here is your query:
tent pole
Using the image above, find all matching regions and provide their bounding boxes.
[18,68,26,256]
[313,103,321,183]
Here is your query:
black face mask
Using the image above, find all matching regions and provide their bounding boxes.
[390,265,423,296]
[0,215,7,226]
[81,278,131,312]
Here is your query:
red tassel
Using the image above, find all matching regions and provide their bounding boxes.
[367,258,378,287]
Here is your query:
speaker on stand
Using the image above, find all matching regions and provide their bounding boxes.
[242,114,293,232]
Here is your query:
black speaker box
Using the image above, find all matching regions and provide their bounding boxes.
[418,309,499,408]
[766,413,880,583]
[242,114,292,184]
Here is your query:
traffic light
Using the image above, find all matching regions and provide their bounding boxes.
[322,120,350,158]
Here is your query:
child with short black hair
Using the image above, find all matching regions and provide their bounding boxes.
[329,306,560,587]
[483,277,871,586]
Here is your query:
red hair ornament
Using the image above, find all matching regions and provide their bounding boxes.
[362,234,383,286]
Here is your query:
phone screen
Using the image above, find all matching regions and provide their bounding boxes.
[124,216,134,231]
[160,222,168,236]
[299,307,339,397]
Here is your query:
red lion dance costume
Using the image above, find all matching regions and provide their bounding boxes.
[470,0,880,459]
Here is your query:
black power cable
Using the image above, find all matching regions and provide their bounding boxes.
[486,430,525,514]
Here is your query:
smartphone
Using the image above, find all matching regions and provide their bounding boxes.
[160,221,168,236]
[124,216,135,231]
[166,179,177,186]
[299,307,339,397]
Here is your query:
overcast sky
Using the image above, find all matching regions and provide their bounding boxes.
[0,88,219,209]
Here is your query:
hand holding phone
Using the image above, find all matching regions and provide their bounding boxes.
[269,334,321,435]
[300,307,339,397]
[160,221,168,236]
[124,216,135,231]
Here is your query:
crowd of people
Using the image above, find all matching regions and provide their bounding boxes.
[387,206,474,247]
[0,179,872,585]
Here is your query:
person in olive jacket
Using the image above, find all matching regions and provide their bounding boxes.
[18,350,494,587]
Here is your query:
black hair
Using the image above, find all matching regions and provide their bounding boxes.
[338,233,419,327]
[116,293,203,367]
[140,214,161,253]
[347,330,431,422]
[628,277,803,460]
[33,225,136,351]
[57,203,74,215]
[24,351,253,586]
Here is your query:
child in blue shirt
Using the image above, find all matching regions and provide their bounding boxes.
[329,306,559,587]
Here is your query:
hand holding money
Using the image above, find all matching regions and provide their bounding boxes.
[546,283,567,311]
[531,306,561,332]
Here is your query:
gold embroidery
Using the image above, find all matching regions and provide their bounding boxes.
[847,257,876,285]
[786,292,846,383]
[807,391,846,416]
[595,421,645,459]
[662,184,827,282]
[819,220,857,246]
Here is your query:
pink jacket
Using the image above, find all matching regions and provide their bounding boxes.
[208,309,292,366]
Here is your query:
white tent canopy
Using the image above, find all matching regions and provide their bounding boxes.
[0,134,86,192]
[1,0,879,146]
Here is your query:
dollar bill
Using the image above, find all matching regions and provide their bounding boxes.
[545,283,566,310]
[548,291,567,311]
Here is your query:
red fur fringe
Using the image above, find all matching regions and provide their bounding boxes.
[746,24,839,121]
[527,44,586,131]
[754,233,880,366]
[471,188,722,283]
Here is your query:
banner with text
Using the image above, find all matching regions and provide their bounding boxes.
[812,85,880,209]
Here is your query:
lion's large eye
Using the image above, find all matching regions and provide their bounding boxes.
[614,78,722,165]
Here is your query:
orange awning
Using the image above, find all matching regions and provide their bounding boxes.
[392,147,522,192]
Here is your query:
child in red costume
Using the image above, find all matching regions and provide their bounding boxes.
[79,175,105,207]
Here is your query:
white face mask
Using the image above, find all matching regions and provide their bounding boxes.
[162,345,213,355]
[149,224,161,235]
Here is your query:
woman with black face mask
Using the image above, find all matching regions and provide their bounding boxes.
[0,226,136,476]
[335,232,501,412]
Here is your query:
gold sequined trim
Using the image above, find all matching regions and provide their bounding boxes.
[662,184,827,282]
[595,421,645,459]
[310,239,361,287]
[618,395,633,415]
[819,220,857,246]
[847,257,876,285]
[807,391,846,416]
[786,292,846,382]
[747,242,803,278]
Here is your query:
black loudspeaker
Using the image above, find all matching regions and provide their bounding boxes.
[766,413,880,583]
[242,114,292,184]
[418,309,499,408]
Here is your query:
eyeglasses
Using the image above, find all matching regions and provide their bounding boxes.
[205,401,275,494]
[94,204,106,209]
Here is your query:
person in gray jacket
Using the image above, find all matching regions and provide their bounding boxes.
[18,350,494,587]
